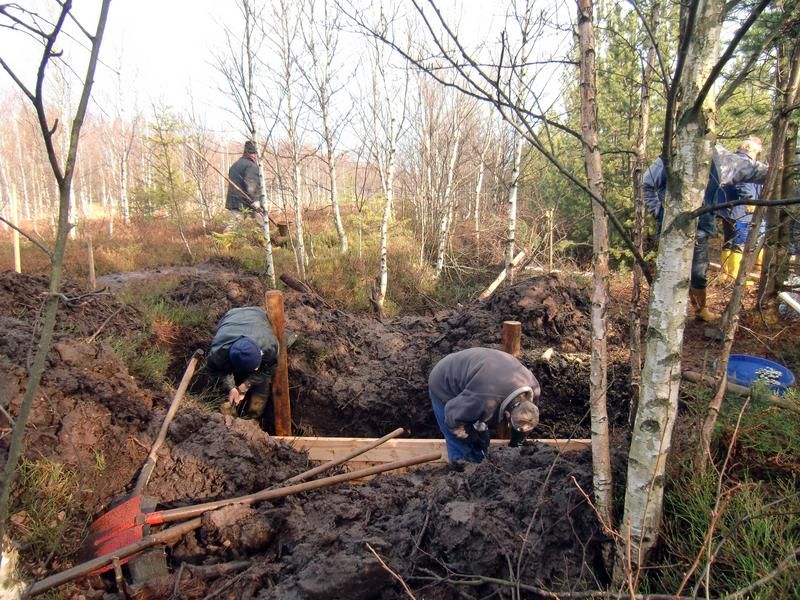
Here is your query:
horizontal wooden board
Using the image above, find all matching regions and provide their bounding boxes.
[275,436,590,464]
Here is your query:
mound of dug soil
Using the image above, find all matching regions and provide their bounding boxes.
[0,271,611,597]
[125,445,608,600]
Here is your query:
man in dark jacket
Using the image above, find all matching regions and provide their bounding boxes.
[225,140,262,231]
[207,307,279,423]
[429,348,541,463]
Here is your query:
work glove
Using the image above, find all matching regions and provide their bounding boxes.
[466,422,490,453]
[509,427,528,448]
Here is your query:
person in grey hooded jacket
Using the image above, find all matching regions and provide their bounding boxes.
[429,348,541,463]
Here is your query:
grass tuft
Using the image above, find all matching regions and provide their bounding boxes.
[11,459,87,564]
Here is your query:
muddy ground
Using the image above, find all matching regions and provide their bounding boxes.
[0,266,627,597]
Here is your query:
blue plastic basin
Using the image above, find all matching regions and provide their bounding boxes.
[727,354,796,395]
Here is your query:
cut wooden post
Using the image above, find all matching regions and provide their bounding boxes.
[502,321,522,358]
[266,290,291,436]
[87,235,96,290]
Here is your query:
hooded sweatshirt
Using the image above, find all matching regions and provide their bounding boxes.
[207,307,278,392]
[429,347,540,432]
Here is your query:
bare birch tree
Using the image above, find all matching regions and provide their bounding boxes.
[433,102,463,277]
[217,0,276,286]
[577,0,613,531]
[0,0,112,561]
[619,0,724,577]
[269,0,309,280]
[302,0,349,254]
[362,9,409,317]
[629,1,662,415]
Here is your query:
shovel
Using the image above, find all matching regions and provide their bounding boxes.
[84,349,203,564]
[88,428,410,559]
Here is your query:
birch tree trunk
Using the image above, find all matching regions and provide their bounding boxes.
[630,1,661,421]
[577,0,613,530]
[505,132,523,282]
[619,0,723,577]
[0,0,111,559]
[474,133,490,248]
[434,123,461,277]
[278,0,306,280]
[758,36,800,303]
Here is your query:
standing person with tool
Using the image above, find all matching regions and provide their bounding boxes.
[207,306,295,427]
[225,140,263,231]
[428,348,541,463]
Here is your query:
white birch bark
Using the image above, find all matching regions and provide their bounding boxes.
[630,0,661,422]
[620,0,723,573]
[434,123,461,277]
[505,132,523,281]
[577,0,613,530]
[474,131,491,247]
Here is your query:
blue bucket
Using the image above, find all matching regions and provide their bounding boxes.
[727,354,795,395]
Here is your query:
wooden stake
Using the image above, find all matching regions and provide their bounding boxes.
[266,290,291,436]
[548,209,554,272]
[11,185,20,273]
[502,321,522,358]
[87,235,96,290]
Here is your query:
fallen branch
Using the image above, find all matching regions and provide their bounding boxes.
[682,370,800,414]
[478,251,526,301]
[85,306,123,344]
[279,271,344,315]
[366,543,417,599]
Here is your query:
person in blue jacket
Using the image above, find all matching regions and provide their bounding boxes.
[429,348,540,463]
[642,140,767,320]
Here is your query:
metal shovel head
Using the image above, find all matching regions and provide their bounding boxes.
[83,495,150,573]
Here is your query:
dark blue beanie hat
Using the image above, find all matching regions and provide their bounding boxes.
[229,337,262,372]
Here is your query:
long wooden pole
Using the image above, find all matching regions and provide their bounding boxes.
[266,290,291,436]
[149,452,442,523]
[133,349,203,493]
[11,185,20,273]
[283,427,405,484]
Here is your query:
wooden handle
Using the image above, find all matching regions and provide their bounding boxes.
[149,452,442,524]
[283,427,406,484]
[133,349,204,494]
[26,518,202,597]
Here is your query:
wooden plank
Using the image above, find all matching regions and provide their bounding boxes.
[275,436,590,464]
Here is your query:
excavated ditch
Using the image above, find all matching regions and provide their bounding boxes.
[0,267,628,597]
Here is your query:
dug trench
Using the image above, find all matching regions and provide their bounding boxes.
[0,267,631,598]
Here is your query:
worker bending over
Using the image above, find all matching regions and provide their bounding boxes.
[207,306,294,427]
[429,348,540,463]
